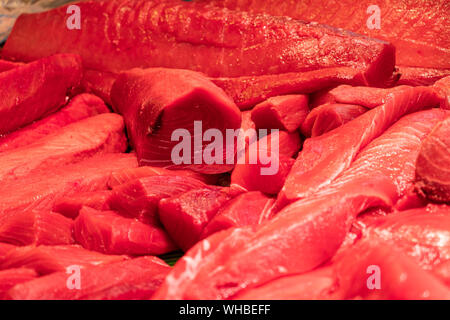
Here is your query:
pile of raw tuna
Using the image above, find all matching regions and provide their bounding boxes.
[0,0,449,300]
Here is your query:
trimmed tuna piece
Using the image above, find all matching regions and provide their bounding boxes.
[111,68,241,173]
[154,109,448,299]
[0,245,127,275]
[0,54,82,135]
[250,95,309,132]
[107,166,211,189]
[79,70,118,106]
[53,190,112,219]
[301,104,367,137]
[334,239,450,300]
[212,68,385,109]
[202,0,449,69]
[231,131,299,195]
[108,175,206,225]
[3,0,395,84]
[398,67,450,86]
[201,191,274,238]
[0,94,109,153]
[0,210,74,246]
[0,268,38,299]
[280,86,441,204]
[0,153,138,219]
[415,117,450,203]
[74,207,177,255]
[0,113,127,183]
[6,256,170,300]
[159,186,244,251]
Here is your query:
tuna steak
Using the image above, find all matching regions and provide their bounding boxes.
[111,68,241,173]
[53,190,112,219]
[0,245,127,275]
[250,95,309,132]
[6,256,170,300]
[3,0,394,84]
[415,117,450,203]
[107,175,207,225]
[0,268,38,299]
[154,109,448,299]
[0,54,82,135]
[158,186,244,251]
[74,207,177,255]
[0,94,109,153]
[0,113,127,183]
[301,104,367,137]
[280,86,442,204]
[0,210,74,246]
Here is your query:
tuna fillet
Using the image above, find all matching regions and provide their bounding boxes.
[6,256,170,300]
[0,54,82,135]
[415,116,450,203]
[3,0,394,84]
[111,68,241,173]
[0,93,109,153]
[74,207,177,255]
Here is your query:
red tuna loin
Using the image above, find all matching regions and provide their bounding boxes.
[201,191,274,239]
[0,153,138,218]
[3,0,394,84]
[0,268,38,299]
[0,113,127,183]
[280,86,441,204]
[107,166,211,189]
[108,175,206,225]
[159,186,244,251]
[398,67,450,86]
[202,0,449,70]
[74,207,177,255]
[250,95,309,132]
[0,245,127,275]
[0,210,74,246]
[334,239,450,300]
[6,256,170,300]
[415,117,450,203]
[154,109,448,299]
[0,93,109,153]
[53,190,112,219]
[301,104,367,137]
[0,54,82,135]
[111,68,241,173]
[231,131,299,195]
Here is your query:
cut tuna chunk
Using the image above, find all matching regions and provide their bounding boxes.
[280,86,442,204]
[250,95,309,132]
[6,256,170,300]
[108,175,206,225]
[154,109,448,299]
[415,117,450,203]
[0,113,127,183]
[212,67,388,109]
[0,268,38,299]
[334,239,450,300]
[301,104,367,137]
[3,0,394,84]
[201,191,274,238]
[0,210,74,246]
[398,67,450,86]
[0,245,127,275]
[111,68,241,173]
[0,94,109,153]
[231,131,299,194]
[0,153,138,219]
[203,0,449,69]
[74,207,177,255]
[79,70,118,106]
[53,190,112,219]
[107,166,211,189]
[159,186,243,251]
[0,54,82,135]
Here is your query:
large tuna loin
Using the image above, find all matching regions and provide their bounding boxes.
[111,68,241,173]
